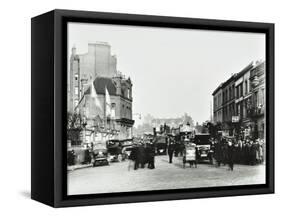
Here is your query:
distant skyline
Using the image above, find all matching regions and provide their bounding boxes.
[68,22,265,125]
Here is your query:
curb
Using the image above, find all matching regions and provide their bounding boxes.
[68,164,92,171]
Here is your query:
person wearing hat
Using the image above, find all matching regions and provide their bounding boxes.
[227,138,235,171]
[168,137,175,163]
[214,138,223,167]
[129,144,139,170]
[138,142,146,168]
[145,141,155,169]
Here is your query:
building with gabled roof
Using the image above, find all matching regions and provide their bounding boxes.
[68,42,134,144]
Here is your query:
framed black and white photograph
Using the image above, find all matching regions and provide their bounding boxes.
[31,9,274,207]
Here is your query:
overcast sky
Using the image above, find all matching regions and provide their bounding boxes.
[68,22,265,125]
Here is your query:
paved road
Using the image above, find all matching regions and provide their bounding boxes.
[67,155,266,195]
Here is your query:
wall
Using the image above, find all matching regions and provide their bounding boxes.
[213,88,223,123]
[0,0,280,216]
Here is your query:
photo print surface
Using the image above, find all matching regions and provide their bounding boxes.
[66,22,266,195]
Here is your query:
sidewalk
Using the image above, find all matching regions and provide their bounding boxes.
[68,163,92,171]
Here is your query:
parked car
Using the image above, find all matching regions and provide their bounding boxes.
[92,142,109,166]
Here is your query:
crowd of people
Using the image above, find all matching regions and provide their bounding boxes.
[67,135,265,172]
[128,142,156,170]
[127,136,265,172]
[212,137,265,171]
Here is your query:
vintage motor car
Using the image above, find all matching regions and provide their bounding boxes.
[92,142,109,166]
[121,139,134,160]
[153,135,168,155]
[193,133,213,164]
[107,140,123,162]
[121,145,134,160]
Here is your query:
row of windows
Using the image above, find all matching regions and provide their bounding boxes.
[214,92,222,110]
[214,110,222,122]
[220,78,251,104]
[236,83,243,98]
[222,103,235,121]
[236,79,250,99]
[121,104,131,119]
[121,88,131,99]
[222,84,235,103]
[252,89,265,108]
[110,103,132,119]
[217,89,265,122]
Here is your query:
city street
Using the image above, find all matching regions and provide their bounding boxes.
[68,155,266,195]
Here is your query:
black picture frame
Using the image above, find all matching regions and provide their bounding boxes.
[31,9,274,207]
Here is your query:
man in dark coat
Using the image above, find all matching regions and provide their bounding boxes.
[227,139,235,171]
[168,137,175,163]
[249,140,257,165]
[244,139,251,165]
[214,139,223,167]
[129,145,139,170]
[137,143,146,168]
[146,143,155,169]
[84,148,92,164]
[222,139,228,165]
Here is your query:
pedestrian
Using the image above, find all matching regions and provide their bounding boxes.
[249,140,256,165]
[84,147,92,164]
[233,140,239,164]
[168,137,175,163]
[146,142,155,169]
[183,139,197,168]
[209,138,215,165]
[129,145,139,170]
[138,143,146,168]
[227,139,235,171]
[252,140,259,165]
[237,139,243,164]
[214,138,223,167]
[221,138,228,165]
[68,149,76,165]
[244,139,250,165]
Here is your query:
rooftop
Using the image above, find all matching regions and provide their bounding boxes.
[84,77,117,96]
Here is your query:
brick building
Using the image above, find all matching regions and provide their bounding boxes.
[68,42,118,112]
[234,62,254,135]
[212,83,223,124]
[68,42,134,143]
[212,60,265,139]
[249,61,265,139]
[221,74,236,136]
